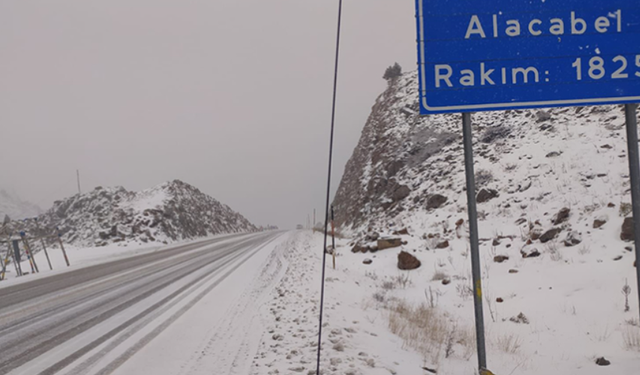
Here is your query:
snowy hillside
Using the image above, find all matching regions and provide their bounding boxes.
[0,189,42,221]
[328,71,640,373]
[36,180,256,246]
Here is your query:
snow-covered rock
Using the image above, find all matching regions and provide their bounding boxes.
[333,70,640,249]
[35,179,255,246]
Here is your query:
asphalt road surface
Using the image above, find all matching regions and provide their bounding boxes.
[0,231,282,375]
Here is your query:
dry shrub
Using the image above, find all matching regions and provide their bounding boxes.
[456,283,474,300]
[620,202,633,217]
[387,300,472,363]
[381,280,396,290]
[496,333,522,354]
[546,242,563,262]
[395,273,411,289]
[622,325,640,351]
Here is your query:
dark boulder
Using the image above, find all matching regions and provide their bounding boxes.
[563,231,582,247]
[426,194,448,210]
[392,228,409,235]
[397,251,421,270]
[351,243,367,253]
[392,185,411,202]
[593,218,607,229]
[521,248,541,258]
[595,357,611,366]
[377,238,402,250]
[476,189,499,203]
[539,228,562,243]
[553,207,571,225]
[536,110,551,122]
[435,240,450,249]
[621,217,634,241]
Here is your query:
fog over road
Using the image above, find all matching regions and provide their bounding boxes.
[0,232,283,375]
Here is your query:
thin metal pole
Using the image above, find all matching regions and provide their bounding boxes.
[331,206,336,270]
[462,112,487,372]
[11,236,22,277]
[57,228,71,267]
[624,103,640,323]
[21,233,39,273]
[316,1,343,373]
[77,169,82,195]
[35,219,53,270]
[0,243,10,281]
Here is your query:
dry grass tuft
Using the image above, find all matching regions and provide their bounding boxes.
[622,325,640,351]
[496,333,523,354]
[387,300,473,363]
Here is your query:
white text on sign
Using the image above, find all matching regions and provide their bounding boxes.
[465,10,622,39]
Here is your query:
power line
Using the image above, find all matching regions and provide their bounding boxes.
[315,1,344,374]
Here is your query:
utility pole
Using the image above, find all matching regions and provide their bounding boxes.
[76,169,82,195]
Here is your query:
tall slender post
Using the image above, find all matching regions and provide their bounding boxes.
[57,228,71,267]
[462,112,487,372]
[624,103,640,323]
[331,206,336,270]
[316,1,344,373]
[21,232,39,273]
[1,243,11,281]
[35,219,53,270]
[77,169,82,195]
[11,238,23,276]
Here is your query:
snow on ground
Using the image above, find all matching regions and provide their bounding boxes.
[251,231,425,375]
[111,232,291,375]
[250,230,640,375]
[2,229,638,374]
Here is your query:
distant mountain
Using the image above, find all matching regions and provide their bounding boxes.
[36,180,256,246]
[0,189,43,221]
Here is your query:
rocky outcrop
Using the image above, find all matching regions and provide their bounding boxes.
[329,70,637,264]
[34,180,255,246]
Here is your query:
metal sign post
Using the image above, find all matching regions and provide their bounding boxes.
[624,103,640,323]
[462,113,487,369]
[1,242,11,281]
[35,218,53,270]
[12,239,23,276]
[57,228,70,267]
[20,232,39,273]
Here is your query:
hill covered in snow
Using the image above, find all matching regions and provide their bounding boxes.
[36,180,255,246]
[330,71,640,373]
[333,70,640,244]
[0,189,42,221]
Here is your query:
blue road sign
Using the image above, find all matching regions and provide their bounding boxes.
[415,0,640,114]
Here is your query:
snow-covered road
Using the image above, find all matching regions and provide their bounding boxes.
[0,231,288,375]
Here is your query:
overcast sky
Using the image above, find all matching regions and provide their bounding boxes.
[0,0,417,229]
